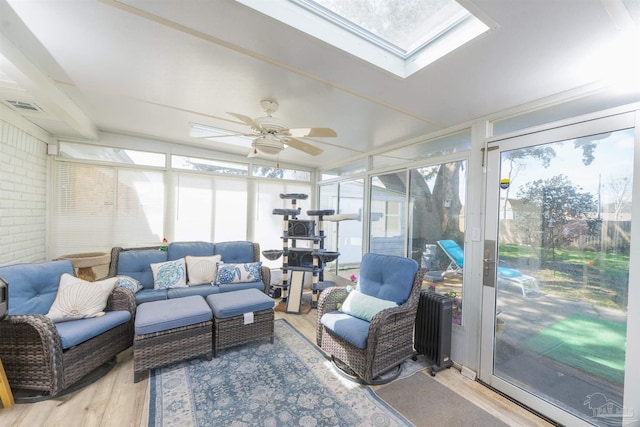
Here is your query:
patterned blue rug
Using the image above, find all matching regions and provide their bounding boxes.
[149,319,413,426]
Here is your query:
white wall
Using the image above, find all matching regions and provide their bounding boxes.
[0,104,49,265]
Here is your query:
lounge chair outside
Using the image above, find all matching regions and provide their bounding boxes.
[436,240,540,296]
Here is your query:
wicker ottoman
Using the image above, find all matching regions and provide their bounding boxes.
[206,289,275,357]
[133,295,213,382]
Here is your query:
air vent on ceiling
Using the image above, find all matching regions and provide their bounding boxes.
[4,100,45,113]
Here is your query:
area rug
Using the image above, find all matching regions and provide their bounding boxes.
[375,372,509,427]
[149,319,413,426]
[523,313,626,385]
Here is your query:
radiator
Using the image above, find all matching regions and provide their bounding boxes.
[414,290,453,375]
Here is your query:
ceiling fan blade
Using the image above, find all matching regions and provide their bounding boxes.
[288,127,337,138]
[227,112,258,129]
[284,137,324,156]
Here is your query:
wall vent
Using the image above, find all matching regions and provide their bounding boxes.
[4,100,45,113]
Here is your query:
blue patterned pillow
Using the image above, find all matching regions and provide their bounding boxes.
[150,258,187,289]
[215,262,262,285]
[115,275,143,293]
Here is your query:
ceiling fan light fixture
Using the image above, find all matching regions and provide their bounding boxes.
[253,134,285,155]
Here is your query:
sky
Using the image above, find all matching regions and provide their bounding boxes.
[501,128,635,207]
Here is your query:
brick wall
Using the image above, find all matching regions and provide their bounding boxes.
[0,111,49,265]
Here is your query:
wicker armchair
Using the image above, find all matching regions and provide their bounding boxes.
[0,260,136,398]
[317,253,425,384]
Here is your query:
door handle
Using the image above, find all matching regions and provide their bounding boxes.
[483,240,496,288]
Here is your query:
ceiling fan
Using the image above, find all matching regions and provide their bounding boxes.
[195,98,336,157]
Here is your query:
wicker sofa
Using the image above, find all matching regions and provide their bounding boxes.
[0,259,136,398]
[107,241,271,305]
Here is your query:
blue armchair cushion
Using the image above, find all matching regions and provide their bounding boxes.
[0,260,75,315]
[320,311,370,349]
[55,310,131,349]
[357,253,419,305]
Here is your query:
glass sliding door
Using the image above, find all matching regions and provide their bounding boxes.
[481,113,638,426]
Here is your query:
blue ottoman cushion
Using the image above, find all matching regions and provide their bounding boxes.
[206,288,274,319]
[135,295,212,335]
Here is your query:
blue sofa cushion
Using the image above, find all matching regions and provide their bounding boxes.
[117,250,168,289]
[320,311,370,349]
[0,260,75,315]
[206,288,274,319]
[217,281,266,293]
[215,241,255,263]
[168,241,215,261]
[135,295,212,335]
[167,284,220,299]
[135,289,168,305]
[357,253,418,305]
[55,310,131,349]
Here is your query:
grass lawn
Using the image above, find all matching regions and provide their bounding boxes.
[499,244,629,311]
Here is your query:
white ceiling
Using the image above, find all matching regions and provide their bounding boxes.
[1,0,639,168]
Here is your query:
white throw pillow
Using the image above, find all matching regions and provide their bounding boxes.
[151,258,187,289]
[46,273,118,322]
[339,289,398,322]
[185,255,222,285]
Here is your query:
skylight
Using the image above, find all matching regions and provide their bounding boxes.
[236,0,494,78]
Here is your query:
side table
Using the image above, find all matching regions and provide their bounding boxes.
[57,252,111,282]
[0,358,14,408]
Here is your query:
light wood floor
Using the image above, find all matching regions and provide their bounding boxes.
[0,308,553,427]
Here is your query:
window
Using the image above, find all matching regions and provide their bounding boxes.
[59,142,166,167]
[409,160,467,324]
[372,130,471,169]
[173,173,248,242]
[254,181,312,271]
[252,166,311,181]
[52,162,165,256]
[319,180,364,279]
[370,172,407,257]
[320,159,367,181]
[172,155,248,175]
